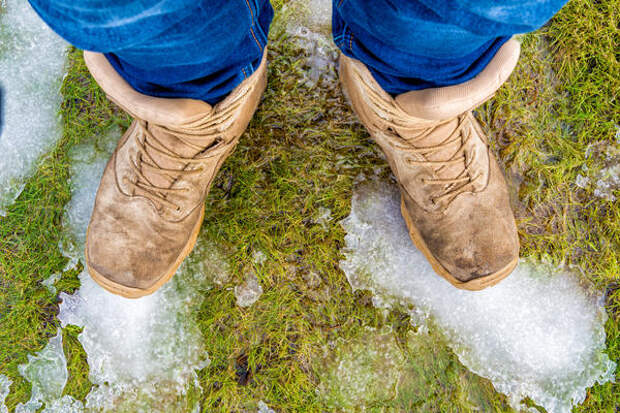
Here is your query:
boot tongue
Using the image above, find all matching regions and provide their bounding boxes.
[397,117,468,182]
[139,124,216,189]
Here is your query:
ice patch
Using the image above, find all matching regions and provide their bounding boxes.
[0,0,67,214]
[252,249,267,265]
[15,329,68,412]
[313,206,332,230]
[0,375,11,413]
[592,164,619,201]
[257,400,275,413]
[289,0,332,32]
[234,270,263,308]
[53,126,227,411]
[277,0,338,88]
[316,328,405,409]
[58,268,212,411]
[39,396,84,413]
[575,162,619,201]
[581,141,619,201]
[41,272,61,295]
[60,127,120,258]
[339,178,616,413]
[575,174,590,189]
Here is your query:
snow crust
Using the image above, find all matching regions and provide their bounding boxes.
[0,375,11,413]
[339,178,616,413]
[38,396,84,413]
[0,0,67,214]
[15,330,68,412]
[54,127,226,411]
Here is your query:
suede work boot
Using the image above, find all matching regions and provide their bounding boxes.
[339,39,521,291]
[83,51,267,298]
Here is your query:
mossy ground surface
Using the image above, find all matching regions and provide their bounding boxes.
[0,0,618,411]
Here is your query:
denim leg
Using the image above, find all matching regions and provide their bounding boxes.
[332,0,567,95]
[28,0,273,104]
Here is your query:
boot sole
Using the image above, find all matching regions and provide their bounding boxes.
[400,196,517,291]
[85,204,205,299]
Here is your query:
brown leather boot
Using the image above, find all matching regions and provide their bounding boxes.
[340,40,521,291]
[83,51,267,298]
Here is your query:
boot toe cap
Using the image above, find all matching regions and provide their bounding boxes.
[86,225,177,292]
[432,204,519,283]
[84,204,192,294]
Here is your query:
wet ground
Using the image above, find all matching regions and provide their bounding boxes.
[0,0,617,412]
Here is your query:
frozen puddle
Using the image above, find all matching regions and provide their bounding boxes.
[0,0,67,214]
[13,127,229,411]
[340,178,616,413]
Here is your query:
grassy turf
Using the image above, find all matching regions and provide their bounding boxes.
[0,0,617,411]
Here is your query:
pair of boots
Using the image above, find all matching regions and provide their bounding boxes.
[83,39,520,298]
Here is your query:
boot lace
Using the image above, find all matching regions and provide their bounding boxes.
[357,69,485,207]
[123,84,252,213]
[385,113,482,206]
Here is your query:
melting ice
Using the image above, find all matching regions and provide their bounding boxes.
[317,328,406,409]
[313,206,332,230]
[257,400,276,413]
[14,330,71,412]
[0,375,11,413]
[41,272,61,295]
[0,0,67,214]
[339,178,616,413]
[53,127,227,411]
[277,0,338,88]
[234,270,263,308]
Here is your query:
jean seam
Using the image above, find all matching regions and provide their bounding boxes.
[253,14,269,47]
[243,0,264,53]
[348,30,354,54]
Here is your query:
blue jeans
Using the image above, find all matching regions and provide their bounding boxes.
[333,0,567,94]
[28,0,567,104]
